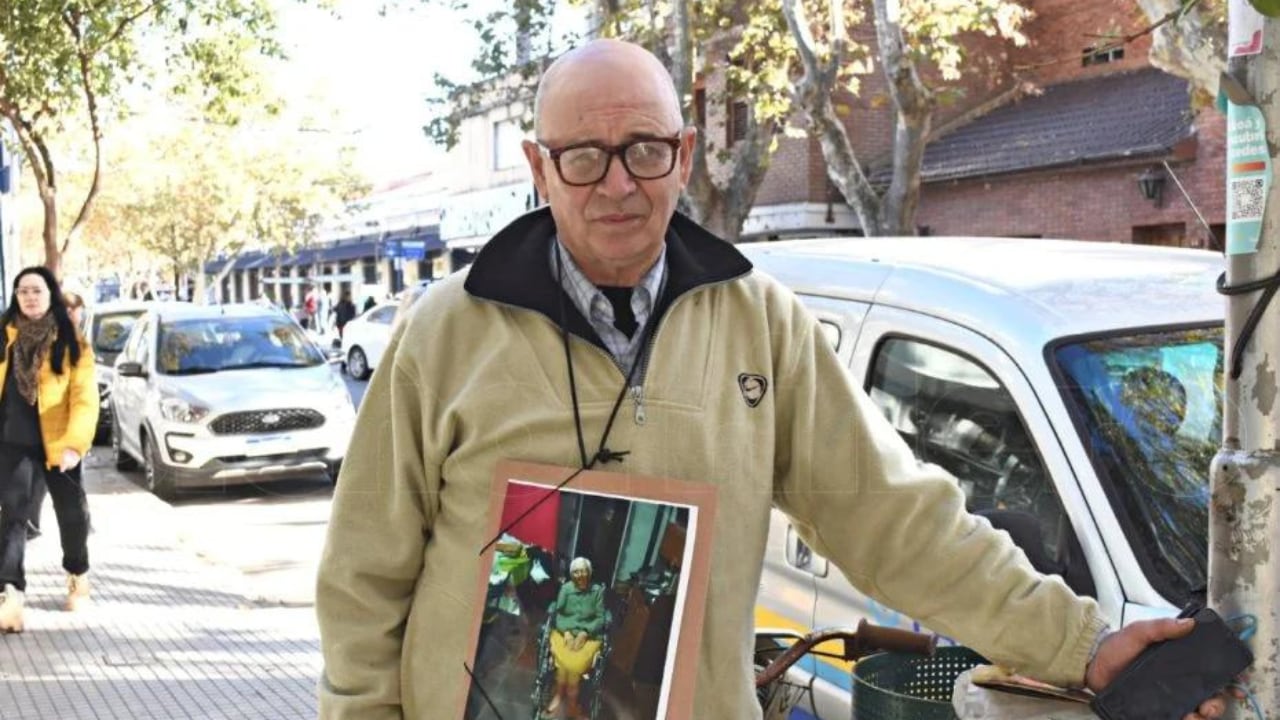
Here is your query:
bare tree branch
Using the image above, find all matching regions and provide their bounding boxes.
[91,0,166,57]
[1014,0,1202,72]
[872,0,932,233]
[1135,0,1224,99]
[3,106,61,267]
[783,0,882,235]
[63,8,107,260]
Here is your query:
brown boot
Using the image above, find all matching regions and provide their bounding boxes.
[66,573,91,611]
[0,584,24,633]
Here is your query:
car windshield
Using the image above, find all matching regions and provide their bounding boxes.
[1052,325,1222,602]
[156,315,325,375]
[92,311,145,355]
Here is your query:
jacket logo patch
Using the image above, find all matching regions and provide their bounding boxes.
[738,373,768,408]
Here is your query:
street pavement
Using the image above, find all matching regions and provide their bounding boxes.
[0,375,369,719]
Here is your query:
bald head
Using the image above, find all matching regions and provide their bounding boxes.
[534,39,682,138]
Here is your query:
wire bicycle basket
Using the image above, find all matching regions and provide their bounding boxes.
[851,646,987,720]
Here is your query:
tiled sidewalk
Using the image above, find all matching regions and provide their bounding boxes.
[0,457,321,719]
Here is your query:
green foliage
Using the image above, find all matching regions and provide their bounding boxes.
[93,119,369,276]
[1,0,291,137]
[0,0,310,270]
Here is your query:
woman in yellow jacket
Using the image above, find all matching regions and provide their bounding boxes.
[0,267,98,633]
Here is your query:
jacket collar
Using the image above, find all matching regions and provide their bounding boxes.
[464,206,753,347]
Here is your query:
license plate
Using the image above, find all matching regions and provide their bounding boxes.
[245,433,294,455]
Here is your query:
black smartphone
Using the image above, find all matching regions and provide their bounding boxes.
[1090,607,1253,720]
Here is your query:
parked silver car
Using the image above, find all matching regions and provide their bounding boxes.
[110,303,356,498]
[744,236,1222,719]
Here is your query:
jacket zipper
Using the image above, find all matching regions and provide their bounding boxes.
[627,271,750,426]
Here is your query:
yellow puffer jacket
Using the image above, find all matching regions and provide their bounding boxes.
[0,324,99,469]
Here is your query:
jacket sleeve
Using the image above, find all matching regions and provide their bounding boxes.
[770,293,1108,688]
[61,339,99,459]
[551,583,570,632]
[315,320,442,719]
[584,586,606,637]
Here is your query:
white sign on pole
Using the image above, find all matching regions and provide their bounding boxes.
[1229,0,1266,56]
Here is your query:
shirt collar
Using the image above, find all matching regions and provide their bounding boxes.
[551,237,668,318]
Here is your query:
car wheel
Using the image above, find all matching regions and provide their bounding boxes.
[143,432,177,500]
[347,346,371,380]
[112,416,138,471]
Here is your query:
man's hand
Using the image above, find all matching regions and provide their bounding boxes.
[573,632,588,651]
[1086,618,1236,720]
[60,448,82,471]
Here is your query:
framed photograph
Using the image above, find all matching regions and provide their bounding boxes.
[461,460,718,720]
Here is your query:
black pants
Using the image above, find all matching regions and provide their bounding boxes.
[28,471,46,531]
[0,444,44,592]
[48,465,90,575]
[25,465,90,575]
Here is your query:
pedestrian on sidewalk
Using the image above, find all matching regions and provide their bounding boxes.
[24,289,95,612]
[0,267,99,633]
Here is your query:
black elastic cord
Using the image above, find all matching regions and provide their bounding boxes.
[479,245,655,556]
[462,662,505,719]
[1216,268,1280,379]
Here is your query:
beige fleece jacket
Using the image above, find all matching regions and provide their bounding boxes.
[315,262,1106,719]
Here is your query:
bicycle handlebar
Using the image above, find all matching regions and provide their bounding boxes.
[754,619,937,689]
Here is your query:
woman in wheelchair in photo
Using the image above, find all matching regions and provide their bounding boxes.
[544,557,606,719]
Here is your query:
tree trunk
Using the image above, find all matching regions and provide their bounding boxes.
[1134,0,1225,101]
[3,110,63,275]
[783,0,886,236]
[872,0,933,235]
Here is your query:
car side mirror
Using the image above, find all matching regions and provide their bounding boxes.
[116,361,147,378]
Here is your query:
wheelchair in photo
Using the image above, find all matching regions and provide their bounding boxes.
[530,598,616,720]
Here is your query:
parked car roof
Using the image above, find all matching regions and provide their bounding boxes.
[147,302,293,321]
[86,300,155,314]
[741,236,1223,350]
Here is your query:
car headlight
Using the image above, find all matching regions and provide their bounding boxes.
[158,390,211,424]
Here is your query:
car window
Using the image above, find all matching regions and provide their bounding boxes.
[368,306,396,325]
[156,315,326,375]
[1052,326,1221,604]
[867,337,1072,580]
[92,311,145,356]
[135,320,152,368]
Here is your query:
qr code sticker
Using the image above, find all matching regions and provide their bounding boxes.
[1231,177,1266,221]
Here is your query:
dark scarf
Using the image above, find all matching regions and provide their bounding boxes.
[11,313,57,405]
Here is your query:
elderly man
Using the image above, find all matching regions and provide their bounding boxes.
[316,39,1228,719]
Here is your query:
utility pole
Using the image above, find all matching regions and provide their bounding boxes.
[1210,2,1280,718]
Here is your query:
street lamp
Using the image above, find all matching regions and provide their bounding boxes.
[1137,166,1166,207]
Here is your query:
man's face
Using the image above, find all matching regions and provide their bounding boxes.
[524,68,695,285]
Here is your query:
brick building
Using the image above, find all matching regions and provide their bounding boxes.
[742,0,1224,248]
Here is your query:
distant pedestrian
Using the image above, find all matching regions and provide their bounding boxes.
[333,292,357,339]
[24,290,95,614]
[0,267,99,633]
[302,285,320,330]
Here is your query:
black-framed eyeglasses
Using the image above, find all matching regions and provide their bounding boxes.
[538,134,682,186]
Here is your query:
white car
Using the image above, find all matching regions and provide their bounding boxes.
[109,303,357,498]
[81,300,153,444]
[340,302,398,380]
[744,236,1222,719]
